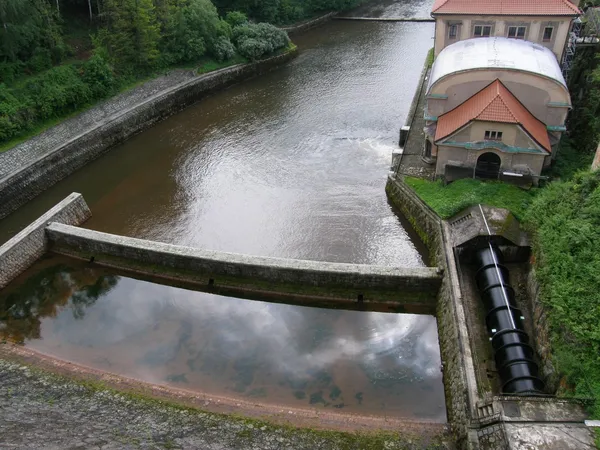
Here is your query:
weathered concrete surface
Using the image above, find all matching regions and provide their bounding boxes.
[0,50,297,220]
[504,423,595,449]
[0,193,91,289]
[394,69,436,180]
[386,175,479,448]
[0,356,454,450]
[46,222,442,309]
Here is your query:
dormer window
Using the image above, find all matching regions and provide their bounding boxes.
[507,26,527,39]
[485,131,503,141]
[474,25,492,37]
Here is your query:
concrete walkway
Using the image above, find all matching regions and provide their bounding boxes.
[395,70,436,180]
[0,69,198,181]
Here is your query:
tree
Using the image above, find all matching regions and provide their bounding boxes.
[0,0,64,64]
[96,0,161,70]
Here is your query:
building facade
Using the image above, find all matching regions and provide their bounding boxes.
[424,38,572,184]
[431,0,580,62]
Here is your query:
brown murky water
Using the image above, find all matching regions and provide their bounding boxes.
[0,0,444,422]
[0,255,446,421]
[0,16,434,267]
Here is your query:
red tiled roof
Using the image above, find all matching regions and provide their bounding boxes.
[431,0,579,16]
[435,80,551,152]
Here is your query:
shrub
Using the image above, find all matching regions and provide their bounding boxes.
[225,11,248,28]
[0,84,30,141]
[24,65,92,120]
[525,170,600,417]
[232,23,289,61]
[211,36,236,62]
[27,48,53,74]
[0,62,25,85]
[81,55,115,99]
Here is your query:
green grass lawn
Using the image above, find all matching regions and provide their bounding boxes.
[404,176,536,220]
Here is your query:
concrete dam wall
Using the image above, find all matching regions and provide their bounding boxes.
[46,222,442,311]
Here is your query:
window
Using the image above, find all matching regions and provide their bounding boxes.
[484,131,503,141]
[543,26,553,41]
[448,24,458,39]
[474,25,492,37]
[507,26,527,39]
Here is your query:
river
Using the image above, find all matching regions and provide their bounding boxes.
[0,0,442,422]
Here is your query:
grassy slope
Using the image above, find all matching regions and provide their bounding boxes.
[523,170,600,425]
[404,177,536,220]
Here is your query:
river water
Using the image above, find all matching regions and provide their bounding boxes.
[0,0,442,422]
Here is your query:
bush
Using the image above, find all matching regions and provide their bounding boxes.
[0,84,30,141]
[0,62,25,85]
[24,65,92,120]
[232,23,289,60]
[27,48,53,74]
[211,36,236,62]
[525,170,600,418]
[225,11,248,27]
[81,55,115,98]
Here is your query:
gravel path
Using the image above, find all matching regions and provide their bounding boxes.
[0,359,451,450]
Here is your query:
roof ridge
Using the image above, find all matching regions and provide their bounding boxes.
[431,0,580,16]
[474,81,509,120]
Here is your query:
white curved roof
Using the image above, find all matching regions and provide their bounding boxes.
[428,37,567,92]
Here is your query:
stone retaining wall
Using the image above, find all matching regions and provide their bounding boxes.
[0,193,91,289]
[526,268,559,392]
[0,50,297,220]
[46,222,442,309]
[386,174,477,448]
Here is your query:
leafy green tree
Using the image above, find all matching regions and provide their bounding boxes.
[96,0,161,70]
[225,10,247,27]
[0,0,64,64]
[163,0,234,63]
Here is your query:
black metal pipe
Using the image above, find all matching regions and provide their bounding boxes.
[474,246,544,394]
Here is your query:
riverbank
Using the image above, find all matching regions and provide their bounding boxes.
[0,47,298,221]
[0,345,452,449]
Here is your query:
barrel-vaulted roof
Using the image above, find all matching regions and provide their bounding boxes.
[431,0,580,16]
[435,80,551,152]
[428,37,568,93]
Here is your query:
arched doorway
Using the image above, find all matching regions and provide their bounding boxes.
[475,152,501,179]
[424,139,432,158]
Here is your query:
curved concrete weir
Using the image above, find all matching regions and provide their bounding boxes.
[46,222,442,312]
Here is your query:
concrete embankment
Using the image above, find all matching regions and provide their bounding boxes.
[0,50,298,221]
[45,222,441,312]
[0,193,91,289]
